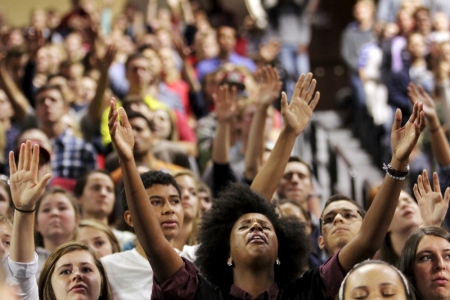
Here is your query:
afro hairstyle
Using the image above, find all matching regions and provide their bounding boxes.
[195,183,310,293]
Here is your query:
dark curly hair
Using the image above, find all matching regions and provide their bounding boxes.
[195,183,310,293]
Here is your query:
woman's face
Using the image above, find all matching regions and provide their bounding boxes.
[51,250,102,300]
[229,213,278,267]
[344,263,407,299]
[389,191,422,233]
[36,193,78,242]
[75,227,114,258]
[79,173,115,220]
[414,235,450,300]
[175,175,199,221]
[0,222,11,260]
[152,109,172,140]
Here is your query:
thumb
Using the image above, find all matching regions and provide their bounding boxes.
[36,174,52,195]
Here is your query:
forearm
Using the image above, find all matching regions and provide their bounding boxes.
[251,128,297,201]
[88,68,109,122]
[120,157,183,281]
[339,157,407,271]
[212,121,230,164]
[428,115,450,166]
[0,65,29,121]
[244,105,268,180]
[10,212,35,263]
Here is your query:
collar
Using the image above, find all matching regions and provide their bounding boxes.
[229,282,279,300]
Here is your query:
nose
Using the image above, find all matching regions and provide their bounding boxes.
[72,270,83,281]
[162,201,175,215]
[333,212,345,224]
[182,189,190,200]
[50,207,60,216]
[250,221,263,232]
[436,256,446,270]
[0,242,6,257]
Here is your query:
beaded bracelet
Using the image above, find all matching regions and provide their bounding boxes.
[383,163,410,180]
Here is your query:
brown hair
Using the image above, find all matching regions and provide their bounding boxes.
[172,170,201,246]
[73,219,121,254]
[38,242,112,300]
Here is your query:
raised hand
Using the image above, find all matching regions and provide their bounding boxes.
[213,84,238,123]
[390,102,426,163]
[281,73,320,136]
[108,99,134,162]
[414,169,450,227]
[9,141,51,212]
[408,83,437,120]
[255,66,282,106]
[99,44,117,71]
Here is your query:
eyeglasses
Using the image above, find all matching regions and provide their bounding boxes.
[321,209,362,226]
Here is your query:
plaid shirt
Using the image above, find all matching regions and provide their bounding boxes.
[51,130,98,179]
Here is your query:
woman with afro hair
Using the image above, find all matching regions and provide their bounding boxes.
[108,69,426,299]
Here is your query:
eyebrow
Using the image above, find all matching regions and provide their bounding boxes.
[239,219,270,226]
[56,262,93,271]
[417,249,450,255]
[323,209,356,216]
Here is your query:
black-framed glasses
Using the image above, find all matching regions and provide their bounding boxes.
[321,208,362,226]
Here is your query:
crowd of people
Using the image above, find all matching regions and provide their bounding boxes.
[0,0,450,299]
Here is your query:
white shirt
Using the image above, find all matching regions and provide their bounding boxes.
[3,253,39,300]
[101,245,198,300]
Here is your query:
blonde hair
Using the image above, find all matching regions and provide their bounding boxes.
[73,219,121,254]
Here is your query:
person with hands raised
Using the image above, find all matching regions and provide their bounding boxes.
[409,83,450,225]
[251,72,319,201]
[414,169,450,228]
[244,65,282,182]
[5,141,51,299]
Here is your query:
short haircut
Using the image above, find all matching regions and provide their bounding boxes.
[195,183,310,293]
[126,111,156,132]
[125,52,149,71]
[287,156,313,177]
[73,170,115,198]
[120,170,181,212]
[35,84,66,104]
[319,194,366,234]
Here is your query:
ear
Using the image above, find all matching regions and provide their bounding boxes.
[318,235,325,250]
[124,211,134,228]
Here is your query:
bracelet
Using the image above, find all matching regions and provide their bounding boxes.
[14,206,36,213]
[383,163,410,180]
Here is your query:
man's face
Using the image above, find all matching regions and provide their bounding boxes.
[277,162,314,209]
[35,89,67,124]
[217,27,236,53]
[126,57,153,89]
[318,200,363,256]
[129,117,153,157]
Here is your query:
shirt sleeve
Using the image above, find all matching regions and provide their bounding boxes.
[319,250,346,299]
[3,253,39,300]
[152,257,199,300]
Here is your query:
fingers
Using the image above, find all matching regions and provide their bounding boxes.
[309,92,321,111]
[24,140,32,171]
[280,92,288,115]
[17,143,25,171]
[305,79,317,102]
[108,99,118,130]
[417,174,426,198]
[9,151,16,176]
[433,171,441,194]
[299,73,313,100]
[444,187,450,204]
[422,169,431,193]
[36,174,52,194]
[30,144,40,180]
[118,107,130,128]
[413,183,421,202]
[292,74,306,99]
[391,109,402,132]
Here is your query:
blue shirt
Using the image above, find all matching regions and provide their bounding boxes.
[196,52,257,81]
[51,130,98,179]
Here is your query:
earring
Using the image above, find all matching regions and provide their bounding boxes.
[276,258,280,265]
[227,258,233,267]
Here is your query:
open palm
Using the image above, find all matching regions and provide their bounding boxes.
[9,142,51,211]
[281,73,320,136]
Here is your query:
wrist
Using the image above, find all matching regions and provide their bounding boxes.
[15,206,36,213]
[389,158,409,172]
